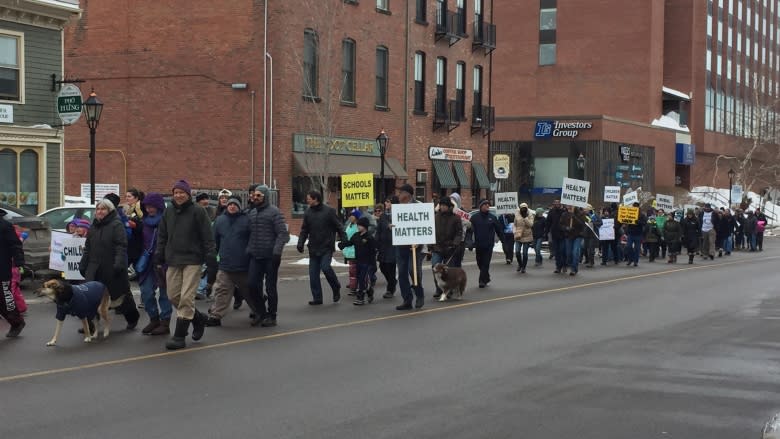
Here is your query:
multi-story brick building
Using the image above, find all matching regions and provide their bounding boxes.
[62,0,496,228]
[492,0,779,209]
[0,0,80,213]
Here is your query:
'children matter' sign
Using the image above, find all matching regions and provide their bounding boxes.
[391,203,436,246]
[604,186,621,203]
[560,177,590,208]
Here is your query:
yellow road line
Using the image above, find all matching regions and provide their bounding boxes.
[1,255,776,384]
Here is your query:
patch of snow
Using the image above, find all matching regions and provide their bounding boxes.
[651,113,690,132]
[286,234,299,246]
[662,86,691,100]
[290,258,349,267]
[689,186,779,226]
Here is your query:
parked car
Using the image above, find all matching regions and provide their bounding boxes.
[0,203,52,272]
[38,204,95,232]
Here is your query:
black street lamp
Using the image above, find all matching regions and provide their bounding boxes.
[728,168,735,207]
[83,90,104,204]
[576,153,586,179]
[376,129,389,202]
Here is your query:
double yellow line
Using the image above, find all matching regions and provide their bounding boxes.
[1,256,774,383]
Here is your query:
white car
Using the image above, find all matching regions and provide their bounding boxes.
[38,204,95,232]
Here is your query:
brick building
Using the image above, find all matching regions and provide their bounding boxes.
[62,0,497,228]
[492,0,780,209]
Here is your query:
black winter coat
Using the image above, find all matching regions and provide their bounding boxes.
[432,210,463,258]
[663,219,682,243]
[532,216,546,240]
[297,202,345,257]
[349,231,377,265]
[80,210,131,300]
[546,207,565,240]
[469,211,502,249]
[156,200,216,267]
[0,215,24,280]
[375,213,395,263]
[681,216,701,250]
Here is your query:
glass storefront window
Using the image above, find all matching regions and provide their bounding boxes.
[534,157,568,189]
[0,147,39,213]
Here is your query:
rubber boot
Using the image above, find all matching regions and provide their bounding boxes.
[150,319,170,335]
[166,318,190,350]
[191,309,207,341]
[141,317,160,335]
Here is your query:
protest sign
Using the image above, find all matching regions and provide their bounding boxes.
[599,218,615,240]
[623,190,638,206]
[62,237,86,280]
[341,173,374,208]
[453,206,470,222]
[656,194,674,211]
[495,192,518,215]
[604,186,621,203]
[560,177,590,208]
[48,231,70,272]
[617,206,639,224]
[731,185,743,205]
[392,202,436,246]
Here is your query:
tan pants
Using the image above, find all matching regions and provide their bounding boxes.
[701,228,717,257]
[166,265,201,320]
[208,270,251,319]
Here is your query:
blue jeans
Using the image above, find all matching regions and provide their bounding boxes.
[396,246,424,305]
[724,235,733,253]
[308,251,341,302]
[750,233,757,251]
[139,271,172,320]
[514,241,531,270]
[533,238,544,264]
[627,234,642,264]
[565,237,583,273]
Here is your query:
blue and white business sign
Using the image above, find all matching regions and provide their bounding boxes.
[535,120,593,139]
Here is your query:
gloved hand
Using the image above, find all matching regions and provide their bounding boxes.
[337,241,347,250]
[296,243,304,254]
[272,254,282,266]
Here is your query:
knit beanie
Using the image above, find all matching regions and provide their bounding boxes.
[479,199,490,208]
[172,179,192,195]
[74,218,91,230]
[143,192,165,212]
[227,197,242,209]
[195,192,210,202]
[439,196,454,208]
[103,193,121,209]
[357,216,371,229]
[536,208,544,216]
[350,208,362,219]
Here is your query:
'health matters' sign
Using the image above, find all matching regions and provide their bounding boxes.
[391,203,436,246]
[494,192,518,215]
[561,177,590,208]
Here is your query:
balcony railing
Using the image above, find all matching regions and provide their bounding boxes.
[471,104,495,136]
[472,21,496,54]
[435,5,464,46]
[433,98,461,132]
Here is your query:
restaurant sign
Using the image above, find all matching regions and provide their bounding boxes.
[293,134,379,156]
[428,146,473,162]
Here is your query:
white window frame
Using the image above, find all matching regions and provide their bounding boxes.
[377,0,389,10]
[0,30,24,104]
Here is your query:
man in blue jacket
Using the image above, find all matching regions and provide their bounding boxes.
[470,199,503,288]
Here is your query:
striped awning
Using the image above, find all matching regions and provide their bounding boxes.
[452,161,471,189]
[472,162,491,189]
[432,160,458,189]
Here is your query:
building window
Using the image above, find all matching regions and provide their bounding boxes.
[456,0,467,35]
[341,39,356,103]
[473,65,483,108]
[377,0,389,11]
[0,148,39,213]
[455,61,465,120]
[375,46,389,108]
[0,32,23,103]
[303,29,319,99]
[436,56,447,118]
[414,51,426,112]
[416,0,427,22]
[540,8,556,30]
[539,44,556,65]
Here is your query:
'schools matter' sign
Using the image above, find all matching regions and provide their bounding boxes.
[560,177,590,208]
[604,186,621,203]
[617,206,639,224]
[392,203,436,246]
[340,173,374,208]
[656,194,674,211]
[494,192,518,215]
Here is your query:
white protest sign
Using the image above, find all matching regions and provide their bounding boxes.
[604,186,621,203]
[494,192,518,215]
[453,206,470,222]
[48,230,70,272]
[656,194,674,211]
[560,177,590,208]
[62,237,86,280]
[392,202,436,246]
[731,185,743,205]
[623,190,638,206]
[599,218,615,240]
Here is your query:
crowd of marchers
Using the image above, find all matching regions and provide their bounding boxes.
[0,182,771,347]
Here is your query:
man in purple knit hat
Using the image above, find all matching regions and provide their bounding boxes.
[155,179,216,350]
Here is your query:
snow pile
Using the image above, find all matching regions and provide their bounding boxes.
[651,112,690,132]
[690,186,778,226]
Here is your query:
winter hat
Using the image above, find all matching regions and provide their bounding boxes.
[218,189,232,198]
[519,202,528,209]
[399,184,415,196]
[143,192,165,212]
[73,218,91,230]
[479,199,490,208]
[227,197,242,209]
[686,208,695,215]
[350,208,362,219]
[357,216,371,229]
[536,208,544,216]
[449,192,462,207]
[103,193,121,209]
[195,192,210,202]
[439,196,454,208]
[172,179,192,195]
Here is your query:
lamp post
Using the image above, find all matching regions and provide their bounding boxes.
[83,90,104,204]
[376,129,389,202]
[727,168,735,208]
[528,162,536,208]
[576,153,586,179]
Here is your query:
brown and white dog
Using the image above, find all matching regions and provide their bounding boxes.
[432,263,467,301]
[36,279,111,346]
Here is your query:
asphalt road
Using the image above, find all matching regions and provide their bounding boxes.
[3,243,780,438]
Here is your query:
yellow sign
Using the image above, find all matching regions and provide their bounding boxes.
[617,206,639,225]
[493,154,510,179]
[341,173,374,208]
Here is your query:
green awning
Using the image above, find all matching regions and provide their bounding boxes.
[472,162,491,189]
[432,160,458,189]
[452,161,471,189]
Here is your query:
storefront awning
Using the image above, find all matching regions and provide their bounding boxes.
[432,160,458,189]
[293,152,408,178]
[452,161,471,189]
[472,162,491,189]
